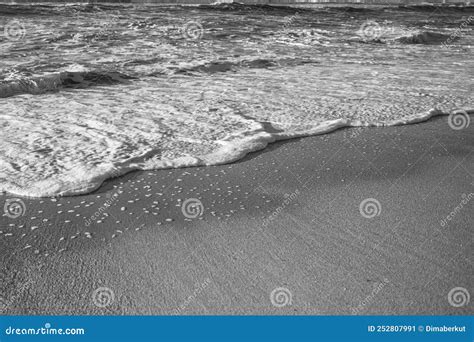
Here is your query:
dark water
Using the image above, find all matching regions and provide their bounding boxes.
[1,3,473,81]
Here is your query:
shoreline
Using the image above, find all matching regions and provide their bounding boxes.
[1,115,472,315]
[2,108,472,198]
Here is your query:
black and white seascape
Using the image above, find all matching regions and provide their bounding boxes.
[0,1,473,315]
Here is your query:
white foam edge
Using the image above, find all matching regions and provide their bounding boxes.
[2,107,472,198]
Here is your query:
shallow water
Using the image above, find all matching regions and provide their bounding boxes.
[0,3,473,197]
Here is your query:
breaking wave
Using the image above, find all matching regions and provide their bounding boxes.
[393,31,457,44]
[0,71,135,98]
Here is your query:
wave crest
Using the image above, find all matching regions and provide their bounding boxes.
[0,71,135,98]
[393,31,455,44]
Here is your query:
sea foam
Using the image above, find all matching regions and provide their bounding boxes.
[0,4,472,197]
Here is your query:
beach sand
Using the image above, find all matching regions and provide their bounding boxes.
[1,115,473,315]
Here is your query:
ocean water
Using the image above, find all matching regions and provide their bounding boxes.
[0,3,473,197]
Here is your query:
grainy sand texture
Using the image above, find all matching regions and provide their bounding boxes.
[1,115,473,315]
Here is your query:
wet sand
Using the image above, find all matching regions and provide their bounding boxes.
[1,115,473,315]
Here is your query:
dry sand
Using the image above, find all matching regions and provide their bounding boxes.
[0,115,473,315]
